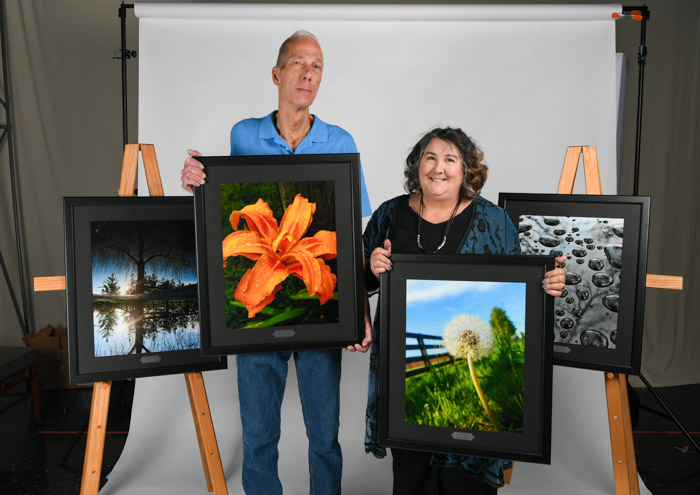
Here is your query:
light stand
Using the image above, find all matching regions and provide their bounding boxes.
[0,0,29,336]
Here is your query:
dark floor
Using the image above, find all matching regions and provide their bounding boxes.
[0,381,133,495]
[0,381,698,494]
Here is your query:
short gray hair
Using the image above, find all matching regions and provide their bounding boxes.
[276,30,320,67]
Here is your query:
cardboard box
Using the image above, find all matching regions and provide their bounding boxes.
[23,324,73,389]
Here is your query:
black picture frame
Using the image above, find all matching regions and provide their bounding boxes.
[64,196,227,384]
[194,154,364,355]
[379,254,554,464]
[499,193,651,374]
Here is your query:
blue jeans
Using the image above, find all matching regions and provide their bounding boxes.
[237,349,343,495]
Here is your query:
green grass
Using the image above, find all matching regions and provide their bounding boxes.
[404,307,525,433]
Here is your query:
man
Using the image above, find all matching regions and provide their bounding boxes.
[181,31,372,494]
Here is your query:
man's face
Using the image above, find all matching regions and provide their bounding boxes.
[272,36,323,110]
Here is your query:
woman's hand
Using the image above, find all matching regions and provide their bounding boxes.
[369,239,392,279]
[181,149,205,193]
[542,255,567,297]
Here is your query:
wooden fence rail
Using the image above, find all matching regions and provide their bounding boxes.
[405,332,453,378]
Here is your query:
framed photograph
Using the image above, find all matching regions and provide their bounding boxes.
[193,154,364,355]
[499,193,650,374]
[64,196,226,384]
[379,254,554,464]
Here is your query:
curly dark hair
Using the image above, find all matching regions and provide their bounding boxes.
[404,127,488,199]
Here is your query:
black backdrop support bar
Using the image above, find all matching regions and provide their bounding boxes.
[118,3,135,149]
[0,0,29,335]
[621,6,650,196]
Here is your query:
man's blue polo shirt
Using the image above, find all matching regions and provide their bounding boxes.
[230,111,372,217]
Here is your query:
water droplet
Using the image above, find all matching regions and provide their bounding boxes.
[576,259,584,264]
[550,249,564,257]
[584,238,593,244]
[587,244,596,250]
[524,232,531,236]
[518,223,532,233]
[610,330,617,345]
[565,236,574,242]
[580,330,608,348]
[588,258,605,271]
[566,297,575,304]
[572,248,587,257]
[538,236,560,247]
[604,245,623,269]
[602,294,619,312]
[553,228,567,236]
[561,289,568,297]
[560,318,574,329]
[572,308,583,317]
[565,273,581,285]
[592,273,613,287]
[603,220,608,224]
[575,240,584,245]
[576,288,590,300]
[613,226,624,238]
[555,309,565,317]
[571,227,580,232]
[544,218,560,226]
[597,246,603,250]
[560,331,569,339]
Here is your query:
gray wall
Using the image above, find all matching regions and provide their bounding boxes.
[1,0,698,386]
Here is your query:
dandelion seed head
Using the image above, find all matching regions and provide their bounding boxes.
[442,314,493,361]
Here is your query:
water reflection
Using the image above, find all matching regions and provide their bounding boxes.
[93,297,199,357]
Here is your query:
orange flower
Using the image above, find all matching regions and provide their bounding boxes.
[222,194,337,317]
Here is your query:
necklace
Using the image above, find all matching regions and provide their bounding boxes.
[416,193,462,253]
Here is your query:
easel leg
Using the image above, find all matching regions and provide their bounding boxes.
[80,381,112,495]
[185,372,228,494]
[503,464,514,484]
[605,373,639,495]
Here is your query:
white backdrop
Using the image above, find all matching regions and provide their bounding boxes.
[135,3,620,201]
[100,3,650,494]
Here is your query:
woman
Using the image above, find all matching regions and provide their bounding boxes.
[362,127,565,494]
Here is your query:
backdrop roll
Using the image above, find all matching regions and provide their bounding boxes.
[98,3,648,494]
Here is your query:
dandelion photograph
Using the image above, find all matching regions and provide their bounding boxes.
[194,154,364,354]
[64,196,226,384]
[499,193,650,374]
[404,280,526,434]
[379,254,554,463]
[219,179,339,330]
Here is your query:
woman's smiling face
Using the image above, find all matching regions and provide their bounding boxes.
[418,138,465,202]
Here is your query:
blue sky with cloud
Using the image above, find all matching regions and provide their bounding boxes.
[405,279,527,341]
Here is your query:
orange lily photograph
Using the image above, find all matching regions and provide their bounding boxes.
[219,180,340,330]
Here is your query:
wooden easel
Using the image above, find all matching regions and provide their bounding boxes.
[34,144,228,494]
[557,146,682,495]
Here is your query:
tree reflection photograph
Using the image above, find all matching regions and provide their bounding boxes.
[65,196,226,383]
[90,219,199,357]
[404,280,526,434]
[219,180,339,330]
